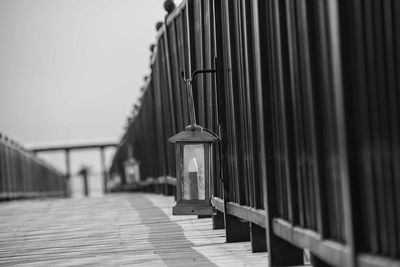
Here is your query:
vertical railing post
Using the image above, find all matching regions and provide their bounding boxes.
[0,134,5,199]
[65,149,71,197]
[83,172,89,197]
[100,146,107,194]
[78,167,89,197]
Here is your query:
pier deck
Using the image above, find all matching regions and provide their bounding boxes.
[0,193,268,266]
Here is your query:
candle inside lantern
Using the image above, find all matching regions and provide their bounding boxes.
[182,144,205,200]
[188,158,199,199]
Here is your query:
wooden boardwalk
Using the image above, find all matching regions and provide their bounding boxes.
[0,193,268,266]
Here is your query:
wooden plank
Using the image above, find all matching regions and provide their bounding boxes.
[226,201,266,228]
[166,176,177,186]
[211,197,266,228]
[0,193,269,266]
[211,196,224,212]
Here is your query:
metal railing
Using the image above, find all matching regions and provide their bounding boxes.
[0,134,66,200]
[111,0,400,266]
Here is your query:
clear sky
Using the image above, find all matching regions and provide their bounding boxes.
[0,0,166,145]
[0,0,169,195]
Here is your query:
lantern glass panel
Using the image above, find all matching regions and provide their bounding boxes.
[182,144,205,200]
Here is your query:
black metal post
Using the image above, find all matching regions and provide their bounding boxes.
[65,149,71,197]
[100,147,107,194]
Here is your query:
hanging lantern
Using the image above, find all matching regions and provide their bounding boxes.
[169,124,218,215]
[123,158,140,184]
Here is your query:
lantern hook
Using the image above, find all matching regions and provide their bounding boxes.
[181,68,216,128]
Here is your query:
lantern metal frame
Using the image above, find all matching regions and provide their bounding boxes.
[169,124,218,215]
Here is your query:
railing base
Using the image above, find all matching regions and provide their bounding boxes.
[225,213,250,243]
[173,205,213,216]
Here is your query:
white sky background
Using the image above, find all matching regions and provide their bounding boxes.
[0,0,170,196]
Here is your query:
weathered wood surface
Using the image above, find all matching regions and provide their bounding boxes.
[0,193,268,266]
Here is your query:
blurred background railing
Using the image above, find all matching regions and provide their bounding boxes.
[0,133,66,200]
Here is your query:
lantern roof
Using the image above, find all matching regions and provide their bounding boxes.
[169,124,218,143]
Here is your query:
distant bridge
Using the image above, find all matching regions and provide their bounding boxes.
[32,142,118,195]
[31,142,117,153]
